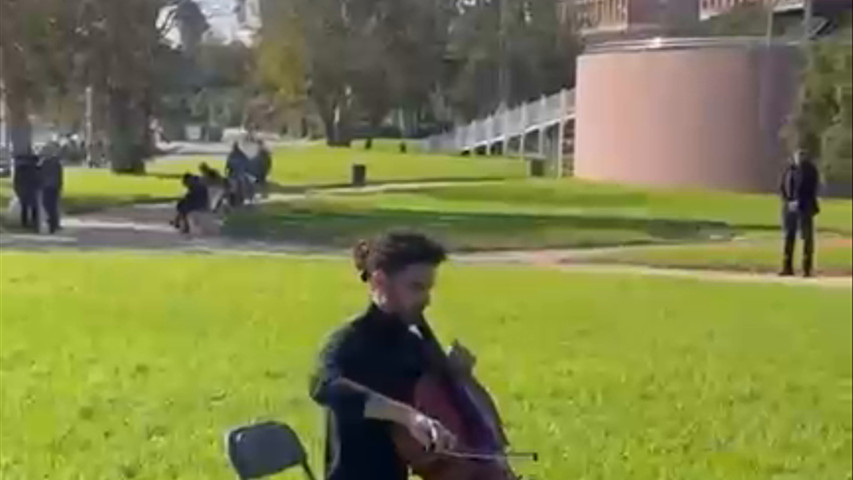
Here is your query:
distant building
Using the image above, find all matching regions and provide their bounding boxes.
[560,0,699,38]
[700,0,853,19]
[702,0,764,20]
[235,0,262,38]
[561,0,851,37]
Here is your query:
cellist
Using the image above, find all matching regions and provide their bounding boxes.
[309,231,461,480]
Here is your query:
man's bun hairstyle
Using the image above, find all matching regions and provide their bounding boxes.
[353,231,447,283]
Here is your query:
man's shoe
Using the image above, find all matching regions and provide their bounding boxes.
[803,270,814,278]
[779,269,794,277]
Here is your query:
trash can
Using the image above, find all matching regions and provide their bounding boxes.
[528,158,545,178]
[352,164,367,186]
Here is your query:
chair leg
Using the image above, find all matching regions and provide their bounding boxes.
[301,461,317,480]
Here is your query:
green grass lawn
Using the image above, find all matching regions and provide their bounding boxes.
[226,179,853,251]
[226,196,735,250]
[1,145,522,221]
[580,235,853,276]
[0,169,181,216]
[340,180,853,234]
[150,144,526,187]
[1,253,850,479]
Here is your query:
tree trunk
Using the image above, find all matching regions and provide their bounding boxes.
[6,88,32,156]
[319,105,338,145]
[319,99,352,147]
[1,46,32,156]
[108,88,146,174]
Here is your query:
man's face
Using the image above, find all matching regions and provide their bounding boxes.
[374,264,437,322]
[794,150,803,165]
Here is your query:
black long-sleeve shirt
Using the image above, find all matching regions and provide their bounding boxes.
[309,304,429,480]
[780,161,820,215]
[40,156,64,190]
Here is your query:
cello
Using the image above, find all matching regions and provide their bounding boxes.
[391,317,537,480]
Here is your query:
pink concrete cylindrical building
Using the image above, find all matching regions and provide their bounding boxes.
[574,38,801,192]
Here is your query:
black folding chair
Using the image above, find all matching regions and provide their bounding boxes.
[225,421,317,479]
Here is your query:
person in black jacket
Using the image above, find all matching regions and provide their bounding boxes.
[12,152,41,232]
[779,149,821,277]
[39,143,64,234]
[251,141,272,197]
[309,232,459,480]
[171,173,209,234]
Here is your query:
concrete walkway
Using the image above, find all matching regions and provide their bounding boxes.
[0,179,504,251]
[1,179,850,289]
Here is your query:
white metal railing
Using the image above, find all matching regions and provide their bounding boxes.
[584,36,802,54]
[422,88,575,155]
[701,0,805,20]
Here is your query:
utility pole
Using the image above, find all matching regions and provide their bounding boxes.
[803,0,814,44]
[765,0,778,44]
[85,85,94,165]
[0,79,8,155]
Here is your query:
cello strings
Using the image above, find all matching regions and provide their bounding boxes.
[436,449,539,462]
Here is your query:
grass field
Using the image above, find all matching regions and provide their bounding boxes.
[1,145,523,218]
[0,169,181,216]
[1,253,850,479]
[226,179,853,250]
[581,235,853,276]
[150,144,525,187]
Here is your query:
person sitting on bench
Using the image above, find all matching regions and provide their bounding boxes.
[171,173,209,234]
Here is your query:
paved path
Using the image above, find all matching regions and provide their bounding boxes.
[2,179,850,289]
[3,229,848,289]
[0,179,503,252]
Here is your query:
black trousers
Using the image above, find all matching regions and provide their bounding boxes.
[41,187,61,233]
[783,208,815,273]
[15,188,39,231]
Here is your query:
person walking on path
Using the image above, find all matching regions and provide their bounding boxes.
[779,149,821,277]
[251,140,272,198]
[39,142,65,234]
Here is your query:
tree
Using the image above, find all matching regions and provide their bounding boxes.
[256,0,355,146]
[254,0,579,143]
[1,0,207,171]
[446,0,579,121]
[0,0,79,155]
[786,16,852,192]
[173,0,209,54]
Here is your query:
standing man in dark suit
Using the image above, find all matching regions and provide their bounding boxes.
[780,149,821,277]
[12,151,41,232]
[39,142,65,234]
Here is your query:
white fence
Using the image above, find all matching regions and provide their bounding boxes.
[421,89,576,156]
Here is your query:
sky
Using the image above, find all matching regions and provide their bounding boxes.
[163,0,253,45]
[197,0,241,38]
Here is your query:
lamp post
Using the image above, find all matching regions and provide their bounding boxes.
[765,0,779,44]
[803,0,813,44]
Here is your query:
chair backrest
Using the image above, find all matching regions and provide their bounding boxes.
[225,421,315,479]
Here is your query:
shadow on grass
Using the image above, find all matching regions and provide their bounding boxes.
[263,176,512,195]
[145,172,186,181]
[415,186,650,209]
[62,195,179,214]
[142,175,509,195]
[223,205,739,251]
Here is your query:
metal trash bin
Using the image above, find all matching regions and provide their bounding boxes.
[352,164,366,186]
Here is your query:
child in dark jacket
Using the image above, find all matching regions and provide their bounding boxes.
[171,173,209,234]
